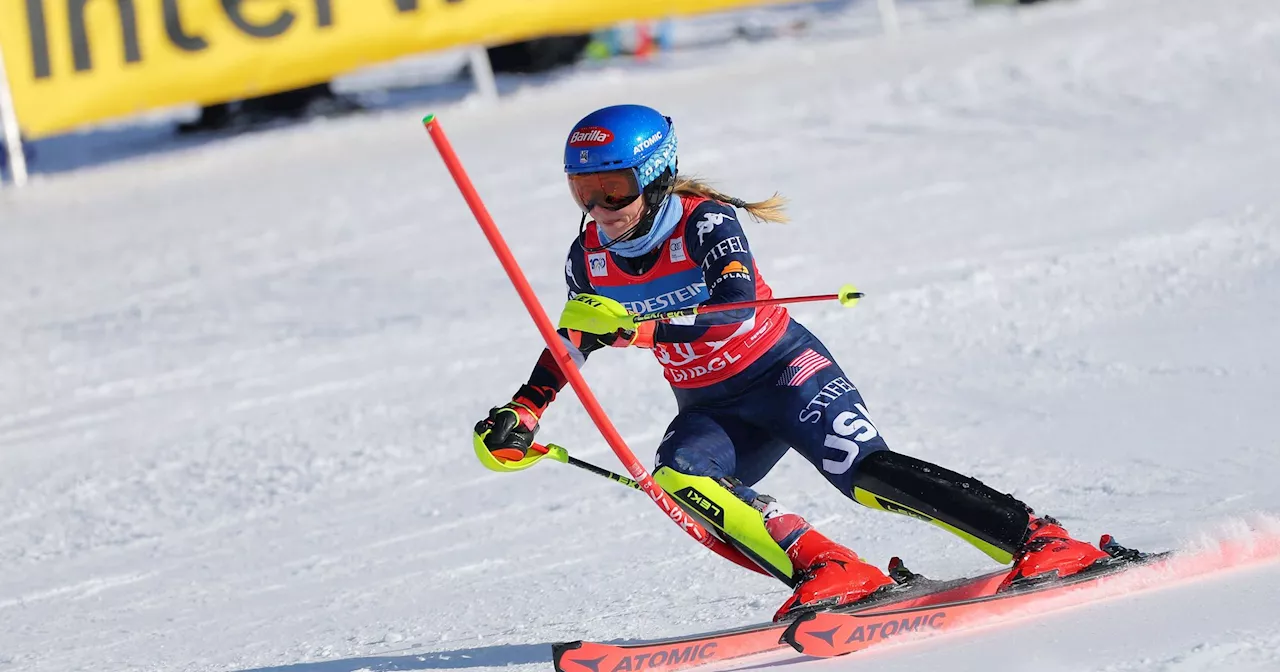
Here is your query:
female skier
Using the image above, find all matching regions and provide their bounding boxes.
[472,104,1109,621]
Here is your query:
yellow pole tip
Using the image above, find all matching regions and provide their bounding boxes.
[838,283,863,307]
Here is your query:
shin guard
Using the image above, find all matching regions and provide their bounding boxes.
[654,467,797,585]
[851,451,1030,564]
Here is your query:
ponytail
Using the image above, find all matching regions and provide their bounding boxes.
[672,176,789,224]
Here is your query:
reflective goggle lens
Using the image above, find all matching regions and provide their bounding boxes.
[568,169,642,212]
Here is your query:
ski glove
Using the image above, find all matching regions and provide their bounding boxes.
[558,293,654,349]
[474,401,540,462]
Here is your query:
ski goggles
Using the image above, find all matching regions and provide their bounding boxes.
[567,169,643,212]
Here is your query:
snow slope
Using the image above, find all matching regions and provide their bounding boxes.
[2,0,1279,670]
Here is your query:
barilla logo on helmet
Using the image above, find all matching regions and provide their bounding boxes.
[633,131,663,155]
[568,127,614,147]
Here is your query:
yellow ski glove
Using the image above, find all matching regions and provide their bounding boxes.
[558,294,655,348]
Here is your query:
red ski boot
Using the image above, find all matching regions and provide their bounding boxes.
[1001,515,1109,589]
[769,523,894,622]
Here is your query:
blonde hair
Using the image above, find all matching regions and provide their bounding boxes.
[673,176,789,224]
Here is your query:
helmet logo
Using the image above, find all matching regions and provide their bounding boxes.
[569,127,614,147]
[633,131,663,155]
[579,150,590,164]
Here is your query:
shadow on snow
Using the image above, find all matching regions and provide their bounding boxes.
[235,641,553,672]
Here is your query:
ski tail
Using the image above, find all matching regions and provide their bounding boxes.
[552,620,787,672]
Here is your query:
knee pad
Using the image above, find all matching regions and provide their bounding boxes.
[653,467,796,585]
[850,451,1031,564]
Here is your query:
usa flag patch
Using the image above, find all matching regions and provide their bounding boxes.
[777,349,832,387]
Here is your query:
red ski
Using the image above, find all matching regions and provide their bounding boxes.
[553,620,789,672]
[553,532,1280,672]
[552,562,1021,672]
[784,533,1280,658]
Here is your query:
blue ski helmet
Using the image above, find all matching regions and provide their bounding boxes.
[563,105,679,251]
[564,104,677,182]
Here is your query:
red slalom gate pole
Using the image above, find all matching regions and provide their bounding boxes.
[423,115,768,577]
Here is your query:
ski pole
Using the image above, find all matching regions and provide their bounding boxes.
[531,442,641,490]
[424,115,768,577]
[633,284,863,323]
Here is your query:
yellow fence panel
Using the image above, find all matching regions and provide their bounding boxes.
[0,0,801,139]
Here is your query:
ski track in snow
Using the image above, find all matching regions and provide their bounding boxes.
[2,0,1280,670]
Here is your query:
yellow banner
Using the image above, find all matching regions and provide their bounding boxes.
[0,0,799,140]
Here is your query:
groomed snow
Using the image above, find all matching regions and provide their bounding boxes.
[2,0,1279,670]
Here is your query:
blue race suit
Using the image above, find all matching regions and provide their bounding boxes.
[657,320,889,504]
[518,194,889,506]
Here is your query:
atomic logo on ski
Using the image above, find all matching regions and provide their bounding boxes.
[557,642,722,672]
[607,643,718,671]
[805,626,839,646]
[838,612,947,644]
[565,655,608,672]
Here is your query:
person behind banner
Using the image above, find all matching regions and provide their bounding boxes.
[472,104,1113,621]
